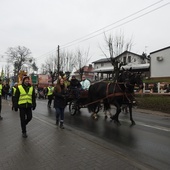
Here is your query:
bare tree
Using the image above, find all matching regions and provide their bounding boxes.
[6,46,35,80]
[39,55,56,84]
[59,50,75,73]
[39,50,76,80]
[39,48,90,82]
[100,31,133,81]
[31,62,38,72]
[73,47,91,80]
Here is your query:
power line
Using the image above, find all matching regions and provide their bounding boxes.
[36,48,57,61]
[61,2,170,49]
[36,0,169,62]
[60,0,164,48]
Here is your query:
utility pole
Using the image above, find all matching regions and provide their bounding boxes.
[57,45,60,78]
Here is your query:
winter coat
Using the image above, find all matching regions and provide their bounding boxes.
[80,79,91,90]
[53,84,67,108]
[69,79,82,89]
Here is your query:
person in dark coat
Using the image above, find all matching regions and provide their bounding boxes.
[53,78,67,129]
[69,76,81,89]
[14,76,36,138]
[3,83,10,100]
[69,75,82,99]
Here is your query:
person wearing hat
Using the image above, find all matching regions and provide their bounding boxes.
[14,75,36,138]
[11,82,18,110]
[0,78,3,120]
[69,75,82,99]
[69,76,81,89]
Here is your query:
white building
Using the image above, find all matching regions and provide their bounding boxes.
[150,46,170,78]
[93,51,149,80]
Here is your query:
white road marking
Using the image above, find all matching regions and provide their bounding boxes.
[120,119,170,132]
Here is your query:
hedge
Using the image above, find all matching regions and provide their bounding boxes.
[135,94,170,114]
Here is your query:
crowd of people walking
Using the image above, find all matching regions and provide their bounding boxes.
[0,74,91,137]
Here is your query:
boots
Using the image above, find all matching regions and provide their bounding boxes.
[60,122,64,129]
[56,119,59,126]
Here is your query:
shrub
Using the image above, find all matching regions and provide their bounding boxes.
[135,94,170,114]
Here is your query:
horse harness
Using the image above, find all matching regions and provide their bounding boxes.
[106,82,134,103]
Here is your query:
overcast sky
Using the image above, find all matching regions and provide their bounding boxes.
[0,0,170,71]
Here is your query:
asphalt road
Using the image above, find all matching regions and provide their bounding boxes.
[34,99,170,170]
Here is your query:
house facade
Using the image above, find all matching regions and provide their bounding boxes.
[150,46,170,78]
[93,51,149,80]
[72,64,94,81]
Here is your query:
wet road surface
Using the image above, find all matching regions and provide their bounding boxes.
[35,99,170,170]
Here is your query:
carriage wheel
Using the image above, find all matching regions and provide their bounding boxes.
[69,100,77,115]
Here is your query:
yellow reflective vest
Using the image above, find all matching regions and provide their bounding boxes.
[0,84,2,95]
[18,85,33,105]
[12,87,17,96]
[47,86,54,96]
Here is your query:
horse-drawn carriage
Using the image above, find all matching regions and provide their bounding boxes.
[66,89,101,116]
[66,89,88,115]
[66,68,143,126]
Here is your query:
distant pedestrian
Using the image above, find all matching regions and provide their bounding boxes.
[14,75,36,138]
[11,82,18,110]
[3,83,10,100]
[43,87,47,99]
[47,84,54,108]
[0,79,3,120]
[53,78,67,129]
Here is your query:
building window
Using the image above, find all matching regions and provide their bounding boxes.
[128,56,131,63]
[123,56,126,64]
[101,63,104,67]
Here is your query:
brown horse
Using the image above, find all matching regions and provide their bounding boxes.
[87,70,143,125]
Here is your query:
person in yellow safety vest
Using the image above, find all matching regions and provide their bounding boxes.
[0,79,3,120]
[14,75,36,138]
[11,82,18,110]
[63,75,70,90]
[47,84,54,108]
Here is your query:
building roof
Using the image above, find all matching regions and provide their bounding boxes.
[92,58,111,64]
[94,63,150,73]
[92,50,143,64]
[116,50,142,58]
[150,46,170,54]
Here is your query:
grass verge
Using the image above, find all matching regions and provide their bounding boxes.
[135,94,170,114]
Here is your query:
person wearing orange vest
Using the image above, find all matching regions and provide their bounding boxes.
[0,79,3,120]
[14,75,36,138]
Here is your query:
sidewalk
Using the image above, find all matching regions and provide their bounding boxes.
[0,100,153,170]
